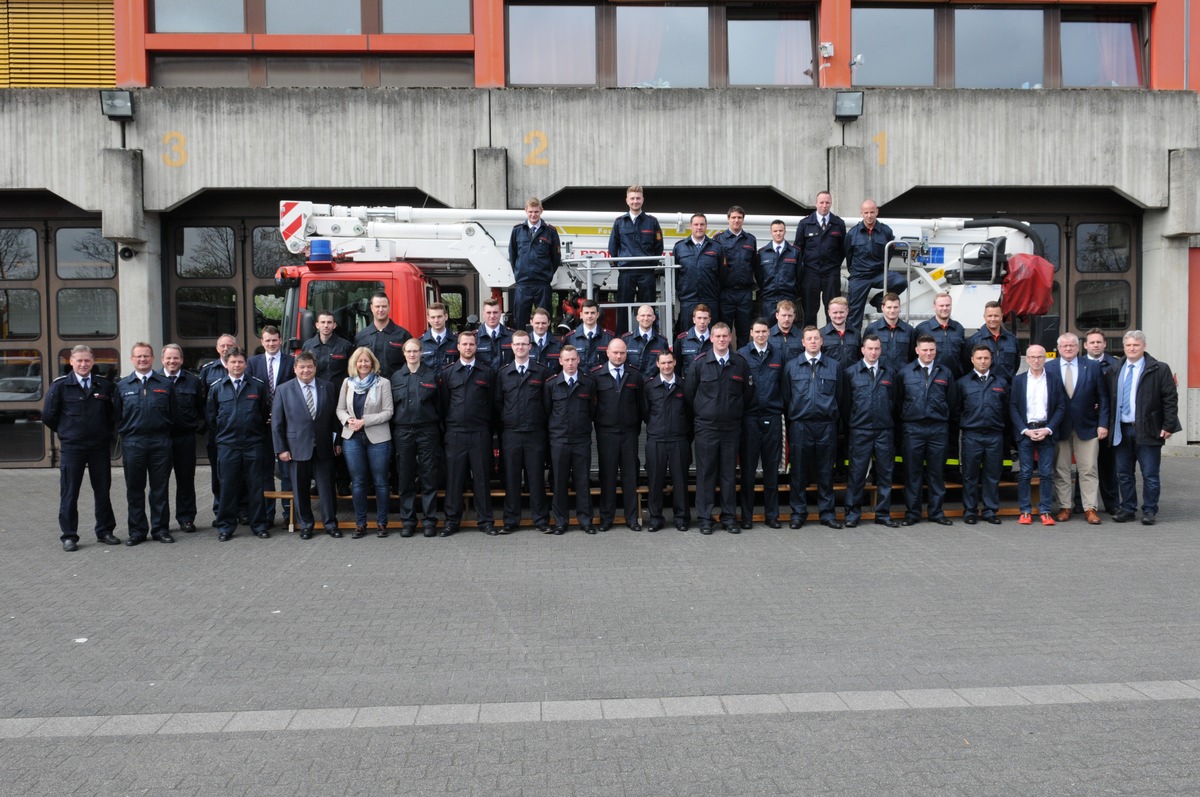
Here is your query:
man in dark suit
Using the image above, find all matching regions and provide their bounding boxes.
[1084,328,1121,514]
[641,351,690,532]
[160,343,204,534]
[1109,330,1180,526]
[793,191,846,328]
[249,325,295,526]
[272,351,340,539]
[1009,345,1065,526]
[1046,333,1109,525]
[592,337,644,531]
[438,331,497,536]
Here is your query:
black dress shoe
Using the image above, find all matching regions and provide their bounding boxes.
[423,527,437,538]
[874,517,900,528]
[218,532,234,542]
[699,524,713,535]
[584,526,597,534]
[820,519,843,530]
[327,529,343,538]
[238,515,250,526]
[740,520,753,530]
[675,521,689,531]
[932,517,954,526]
[502,523,517,533]
[400,525,416,538]
[628,522,643,532]
[484,526,500,536]
[376,524,389,538]
[765,520,781,529]
[1112,511,1135,523]
[985,516,1002,525]
[97,534,121,546]
[598,522,612,532]
[552,526,567,535]
[535,524,550,533]
[963,516,978,525]
[789,517,805,529]
[152,532,175,543]
[648,521,663,532]
[900,518,918,527]
[124,536,143,547]
[844,519,859,528]
[255,530,270,539]
[1141,514,1156,526]
[62,539,78,552]
[180,521,197,533]
[726,524,741,534]
[299,529,313,540]
[352,525,368,539]
[440,527,456,537]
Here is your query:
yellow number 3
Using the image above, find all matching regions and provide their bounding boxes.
[162,131,188,167]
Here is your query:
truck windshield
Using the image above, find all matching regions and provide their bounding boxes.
[308,280,386,341]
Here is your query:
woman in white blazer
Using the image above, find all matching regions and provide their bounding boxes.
[337,346,395,538]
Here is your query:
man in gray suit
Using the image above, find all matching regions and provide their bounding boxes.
[272,351,341,539]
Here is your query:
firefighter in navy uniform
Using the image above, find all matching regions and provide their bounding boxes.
[43,344,119,551]
[768,301,804,363]
[842,334,900,528]
[738,320,786,530]
[897,335,957,526]
[685,323,755,534]
[781,326,845,529]
[475,298,515,372]
[864,293,916,378]
[391,338,443,537]
[418,302,458,371]
[543,345,597,534]
[160,343,205,534]
[591,337,644,531]
[529,307,563,374]
[438,331,497,535]
[508,197,562,332]
[563,299,614,371]
[955,344,1008,525]
[673,214,724,328]
[622,305,671,380]
[113,342,178,546]
[199,333,235,515]
[354,291,413,378]
[608,184,663,331]
[496,331,552,533]
[641,351,691,531]
[205,347,271,541]
[673,304,714,381]
[303,311,354,387]
[713,206,758,348]
[757,221,799,329]
[793,191,847,328]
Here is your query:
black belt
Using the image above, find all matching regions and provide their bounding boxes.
[1026,421,1046,429]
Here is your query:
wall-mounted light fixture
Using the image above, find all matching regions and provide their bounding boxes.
[99,90,134,120]
[834,91,864,122]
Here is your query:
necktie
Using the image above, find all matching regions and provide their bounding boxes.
[268,356,276,401]
[821,216,827,231]
[518,365,525,375]
[234,378,242,394]
[869,365,876,380]
[587,331,594,341]
[81,378,90,391]
[567,377,574,388]
[538,338,545,349]
[465,363,472,376]
[1119,364,1134,419]
[436,334,443,346]
[170,374,178,384]
[615,366,623,381]
[1064,360,1075,398]
[924,366,932,383]
[140,375,147,387]
[304,383,316,418]
[664,381,672,392]
[718,358,726,368]
[757,349,765,360]
[644,334,651,344]
[809,358,817,369]
[978,374,986,384]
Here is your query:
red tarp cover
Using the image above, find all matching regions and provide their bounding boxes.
[1001,254,1055,319]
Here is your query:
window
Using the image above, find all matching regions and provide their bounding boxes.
[508,6,596,86]
[253,287,288,336]
[177,287,238,337]
[0,290,40,339]
[253,226,305,279]
[56,229,115,279]
[383,0,471,34]
[728,17,814,87]
[58,347,119,380]
[176,227,236,278]
[152,58,253,88]
[852,8,934,87]
[1029,223,1061,272]
[57,289,118,338]
[1062,14,1143,87]
[1075,222,1131,273]
[266,0,362,34]
[1074,280,1130,329]
[266,59,364,88]
[380,58,475,87]
[617,6,708,88]
[153,0,245,32]
[307,280,386,340]
[955,9,1043,89]
[0,228,39,281]
[0,350,44,461]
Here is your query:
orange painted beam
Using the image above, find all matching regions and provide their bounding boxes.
[818,0,852,88]
[114,0,148,88]
[144,33,255,52]
[250,34,370,53]
[367,34,474,54]
[473,0,506,88]
[1148,0,1187,89]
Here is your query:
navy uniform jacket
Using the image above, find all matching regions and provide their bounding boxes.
[564,325,615,372]
[1009,371,1066,437]
[544,371,596,442]
[607,211,664,266]
[955,371,1009,432]
[713,229,758,291]
[1045,357,1109,440]
[641,375,690,441]
[757,241,799,300]
[684,350,756,431]
[966,327,1020,383]
[43,373,115,448]
[914,318,967,379]
[302,333,354,385]
[898,360,956,424]
[794,212,846,277]
[496,360,550,434]
[591,364,644,432]
[164,369,206,435]
[768,325,803,363]
[864,319,916,377]
[509,222,562,286]
[418,328,458,371]
[198,358,227,398]
[389,364,441,428]
[354,320,413,378]
[780,354,843,423]
[206,374,268,448]
[475,325,515,372]
[622,330,671,379]
[820,324,862,370]
[738,343,786,417]
[673,236,724,306]
[673,327,713,380]
[114,372,176,439]
[843,360,898,431]
[844,221,895,279]
[530,333,563,372]
[438,360,496,433]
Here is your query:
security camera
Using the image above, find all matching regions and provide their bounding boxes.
[118,246,135,261]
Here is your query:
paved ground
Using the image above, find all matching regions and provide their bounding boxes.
[2,455,1198,796]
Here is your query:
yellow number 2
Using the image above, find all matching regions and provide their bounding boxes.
[162,131,188,168]
[524,130,549,166]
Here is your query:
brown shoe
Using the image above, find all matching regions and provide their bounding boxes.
[1055,509,1072,523]
[1084,508,1102,525]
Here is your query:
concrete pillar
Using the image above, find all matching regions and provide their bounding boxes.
[474,147,509,209]
[116,212,163,356]
[1167,149,1200,238]
[827,146,866,212]
[101,149,145,243]
[1140,208,1188,445]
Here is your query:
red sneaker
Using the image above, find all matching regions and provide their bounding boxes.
[1018,513,1032,525]
[1041,514,1056,526]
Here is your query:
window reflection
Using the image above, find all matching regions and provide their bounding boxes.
[266,0,361,34]
[253,226,305,279]
[955,9,1043,89]
[56,229,116,279]
[509,6,596,86]
[617,7,708,88]
[58,348,120,380]
[153,0,244,33]
[253,287,287,337]
[0,348,43,460]
[852,8,934,87]
[177,287,238,338]
[1062,19,1142,87]
[176,227,236,279]
[0,228,38,281]
[1075,223,1131,273]
[0,289,40,339]
[57,289,119,338]
[384,0,471,34]
[1074,280,1130,330]
[728,19,813,86]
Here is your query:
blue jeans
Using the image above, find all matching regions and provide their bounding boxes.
[1017,433,1056,514]
[342,434,392,525]
[1113,424,1162,516]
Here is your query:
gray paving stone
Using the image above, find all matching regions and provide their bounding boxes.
[287,708,358,730]
[477,702,541,724]
[351,705,419,728]
[720,694,788,715]
[1069,682,1153,702]
[24,716,108,737]
[92,714,173,737]
[954,688,1031,707]
[779,692,849,713]
[224,710,297,733]
[541,701,602,722]
[837,690,909,711]
[414,703,481,725]
[895,689,972,709]
[600,698,664,719]
[1127,681,1200,701]
[660,696,726,717]
[156,712,235,735]
[1012,685,1091,705]
[0,718,45,738]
